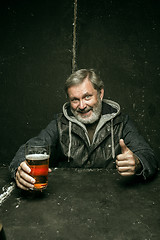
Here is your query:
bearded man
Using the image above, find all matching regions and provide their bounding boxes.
[10,69,158,190]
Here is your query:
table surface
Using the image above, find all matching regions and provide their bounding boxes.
[0,165,160,240]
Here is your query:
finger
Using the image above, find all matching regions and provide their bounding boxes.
[16,176,35,190]
[16,170,35,187]
[116,154,128,161]
[116,160,130,167]
[118,171,135,176]
[117,148,135,162]
[116,165,135,172]
[16,167,35,190]
[19,169,35,184]
[16,178,30,191]
[20,161,31,174]
[48,168,52,173]
[119,139,129,154]
[17,164,35,184]
[116,158,135,166]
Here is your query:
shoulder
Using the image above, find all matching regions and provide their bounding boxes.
[113,113,128,125]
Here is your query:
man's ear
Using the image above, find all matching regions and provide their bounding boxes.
[100,89,104,100]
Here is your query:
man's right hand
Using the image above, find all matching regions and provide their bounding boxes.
[15,161,35,191]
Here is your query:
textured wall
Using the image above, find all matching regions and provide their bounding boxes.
[76,0,160,164]
[0,0,159,165]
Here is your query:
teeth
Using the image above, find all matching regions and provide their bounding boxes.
[79,111,89,114]
[78,109,91,114]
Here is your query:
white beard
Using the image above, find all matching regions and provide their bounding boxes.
[71,97,102,124]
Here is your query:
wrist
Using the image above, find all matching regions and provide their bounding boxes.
[134,154,143,174]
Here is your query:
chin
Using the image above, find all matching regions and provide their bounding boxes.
[77,115,99,124]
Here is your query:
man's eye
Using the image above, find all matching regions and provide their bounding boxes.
[71,99,78,103]
[85,95,91,100]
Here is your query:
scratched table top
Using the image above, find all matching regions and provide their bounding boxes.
[0,165,160,240]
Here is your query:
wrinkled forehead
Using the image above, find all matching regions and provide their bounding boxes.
[67,78,98,98]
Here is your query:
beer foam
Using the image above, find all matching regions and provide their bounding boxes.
[26,154,49,160]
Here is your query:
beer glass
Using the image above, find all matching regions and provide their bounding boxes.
[25,143,50,191]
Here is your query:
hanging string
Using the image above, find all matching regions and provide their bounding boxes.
[72,0,77,73]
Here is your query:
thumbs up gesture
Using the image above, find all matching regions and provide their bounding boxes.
[116,139,142,176]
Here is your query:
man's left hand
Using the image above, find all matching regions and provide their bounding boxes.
[116,139,142,176]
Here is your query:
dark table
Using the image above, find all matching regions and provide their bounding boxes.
[0,165,160,240]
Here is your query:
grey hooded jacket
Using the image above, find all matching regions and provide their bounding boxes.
[10,99,158,179]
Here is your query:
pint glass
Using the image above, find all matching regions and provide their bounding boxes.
[25,143,50,191]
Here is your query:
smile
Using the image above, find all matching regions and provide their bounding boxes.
[78,110,92,118]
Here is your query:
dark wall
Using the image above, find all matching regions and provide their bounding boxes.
[76,0,160,163]
[0,0,160,165]
[0,0,73,163]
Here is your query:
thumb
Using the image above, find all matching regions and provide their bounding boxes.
[119,139,129,154]
[48,168,52,173]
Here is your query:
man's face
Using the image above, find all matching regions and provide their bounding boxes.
[67,77,104,124]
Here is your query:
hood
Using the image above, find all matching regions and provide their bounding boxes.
[62,99,121,162]
[63,99,120,125]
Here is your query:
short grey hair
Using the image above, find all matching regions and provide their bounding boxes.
[65,69,104,96]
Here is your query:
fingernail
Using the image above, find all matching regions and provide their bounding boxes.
[31,179,35,184]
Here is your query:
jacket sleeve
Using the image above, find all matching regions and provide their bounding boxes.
[122,115,158,179]
[9,119,59,178]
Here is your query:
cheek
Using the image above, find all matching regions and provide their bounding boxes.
[89,98,98,107]
[70,103,78,110]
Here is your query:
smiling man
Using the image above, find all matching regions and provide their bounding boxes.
[67,77,104,124]
[10,69,158,190]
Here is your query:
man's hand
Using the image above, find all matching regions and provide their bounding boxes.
[15,161,52,191]
[116,139,142,176]
[15,161,35,191]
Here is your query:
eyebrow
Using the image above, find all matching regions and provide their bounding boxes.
[70,92,92,101]
[82,92,92,98]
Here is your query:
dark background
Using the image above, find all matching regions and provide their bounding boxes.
[0,0,160,166]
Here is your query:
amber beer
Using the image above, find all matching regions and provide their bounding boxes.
[26,153,49,190]
[26,154,49,190]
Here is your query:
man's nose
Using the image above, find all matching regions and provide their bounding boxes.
[79,100,86,109]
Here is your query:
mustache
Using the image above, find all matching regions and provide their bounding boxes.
[76,107,92,113]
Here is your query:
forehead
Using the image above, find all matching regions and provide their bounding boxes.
[67,78,97,98]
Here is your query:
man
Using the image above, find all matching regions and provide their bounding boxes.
[10,69,158,190]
